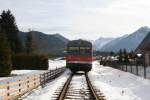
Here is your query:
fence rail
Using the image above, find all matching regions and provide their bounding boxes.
[100,60,149,79]
[0,67,66,100]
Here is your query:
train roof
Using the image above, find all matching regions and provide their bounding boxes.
[67,39,92,47]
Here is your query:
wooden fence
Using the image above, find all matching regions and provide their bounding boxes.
[0,67,65,100]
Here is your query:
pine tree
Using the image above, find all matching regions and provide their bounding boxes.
[25,32,33,54]
[110,51,114,56]
[123,48,129,63]
[0,30,12,76]
[25,31,38,54]
[118,49,123,63]
[0,10,22,54]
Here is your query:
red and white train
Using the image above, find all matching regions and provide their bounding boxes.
[66,39,93,73]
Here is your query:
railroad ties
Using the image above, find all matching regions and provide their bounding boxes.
[52,73,106,100]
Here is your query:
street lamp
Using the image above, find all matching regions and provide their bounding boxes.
[137,53,142,58]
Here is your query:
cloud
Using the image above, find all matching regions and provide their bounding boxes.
[0,0,150,40]
[70,0,150,38]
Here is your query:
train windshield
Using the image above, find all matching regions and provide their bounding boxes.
[68,47,79,55]
[80,47,91,55]
[68,46,92,55]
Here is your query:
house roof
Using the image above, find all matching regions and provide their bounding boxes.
[136,32,150,53]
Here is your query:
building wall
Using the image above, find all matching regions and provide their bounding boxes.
[145,52,150,66]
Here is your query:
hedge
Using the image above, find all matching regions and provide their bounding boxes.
[12,54,48,70]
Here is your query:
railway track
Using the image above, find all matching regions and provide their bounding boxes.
[53,73,105,100]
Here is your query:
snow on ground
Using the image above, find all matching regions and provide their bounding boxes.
[22,70,70,100]
[89,61,150,100]
[11,70,46,76]
[0,77,10,81]
[48,59,66,70]
[2,59,150,100]
[24,60,150,100]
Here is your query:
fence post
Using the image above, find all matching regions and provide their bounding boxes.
[136,62,138,75]
[130,63,132,73]
[121,64,123,71]
[7,82,10,100]
[18,80,21,95]
[120,63,121,70]
[27,77,30,90]
[47,71,50,81]
[122,65,124,71]
[46,72,48,82]
[45,72,47,83]
[119,63,121,70]
[125,64,127,72]
[50,70,52,80]
[34,75,36,87]
[43,73,46,86]
[49,71,51,80]
[144,64,146,79]
[40,74,44,88]
[55,67,57,76]
[40,74,42,86]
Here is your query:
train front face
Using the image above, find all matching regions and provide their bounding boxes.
[66,40,93,73]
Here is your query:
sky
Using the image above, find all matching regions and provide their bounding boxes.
[1,0,150,40]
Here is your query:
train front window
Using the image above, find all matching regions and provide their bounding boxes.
[68,47,79,54]
[80,47,91,55]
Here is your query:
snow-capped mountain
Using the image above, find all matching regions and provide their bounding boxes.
[94,37,114,51]
[100,26,150,52]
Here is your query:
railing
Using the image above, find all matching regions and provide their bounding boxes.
[100,60,149,79]
[0,67,66,100]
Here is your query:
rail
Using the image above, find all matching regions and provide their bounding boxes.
[0,67,66,100]
[57,74,73,100]
[85,73,105,100]
[57,73,105,100]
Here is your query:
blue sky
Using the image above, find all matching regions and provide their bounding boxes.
[1,0,150,40]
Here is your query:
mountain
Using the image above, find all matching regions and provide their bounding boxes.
[19,31,69,55]
[100,34,129,52]
[100,26,150,52]
[93,37,114,51]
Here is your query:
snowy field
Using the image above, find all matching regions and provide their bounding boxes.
[89,61,150,100]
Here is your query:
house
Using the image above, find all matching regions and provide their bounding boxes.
[136,32,150,66]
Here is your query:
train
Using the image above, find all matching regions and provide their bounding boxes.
[66,39,93,73]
